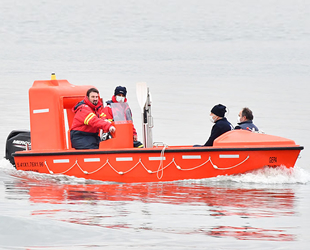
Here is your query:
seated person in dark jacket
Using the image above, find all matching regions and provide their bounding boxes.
[235,107,259,131]
[203,104,233,146]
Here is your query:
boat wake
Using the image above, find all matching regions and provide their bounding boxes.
[0,158,309,185]
[212,165,310,185]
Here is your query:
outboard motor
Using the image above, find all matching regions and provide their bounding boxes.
[5,130,31,167]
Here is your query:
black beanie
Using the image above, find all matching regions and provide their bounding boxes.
[211,104,227,117]
[114,86,127,97]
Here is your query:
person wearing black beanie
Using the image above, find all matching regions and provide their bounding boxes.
[194,104,233,147]
[210,104,226,118]
[204,104,233,146]
[104,86,143,148]
[114,86,127,97]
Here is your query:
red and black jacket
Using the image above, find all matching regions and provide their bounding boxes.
[70,96,112,149]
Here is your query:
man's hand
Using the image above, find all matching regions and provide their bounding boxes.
[109,126,116,133]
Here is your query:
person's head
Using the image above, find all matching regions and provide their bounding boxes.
[238,107,254,123]
[86,88,99,106]
[114,86,127,103]
[210,104,227,123]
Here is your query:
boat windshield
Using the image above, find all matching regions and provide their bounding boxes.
[111,103,133,123]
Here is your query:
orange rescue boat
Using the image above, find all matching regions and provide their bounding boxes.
[5,75,303,183]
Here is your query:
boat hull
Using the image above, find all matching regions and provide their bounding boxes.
[7,79,304,183]
[13,146,302,183]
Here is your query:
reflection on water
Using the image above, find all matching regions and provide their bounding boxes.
[207,226,294,241]
[3,171,297,242]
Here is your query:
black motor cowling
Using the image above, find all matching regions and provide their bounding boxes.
[5,130,31,166]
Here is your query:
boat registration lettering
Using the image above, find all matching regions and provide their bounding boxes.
[16,161,44,168]
[269,157,277,163]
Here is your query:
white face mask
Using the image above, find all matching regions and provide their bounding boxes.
[237,116,241,123]
[210,115,216,123]
[116,96,125,103]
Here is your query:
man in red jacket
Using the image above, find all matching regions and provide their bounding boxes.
[70,88,116,149]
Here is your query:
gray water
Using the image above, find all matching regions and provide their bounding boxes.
[1,0,310,249]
